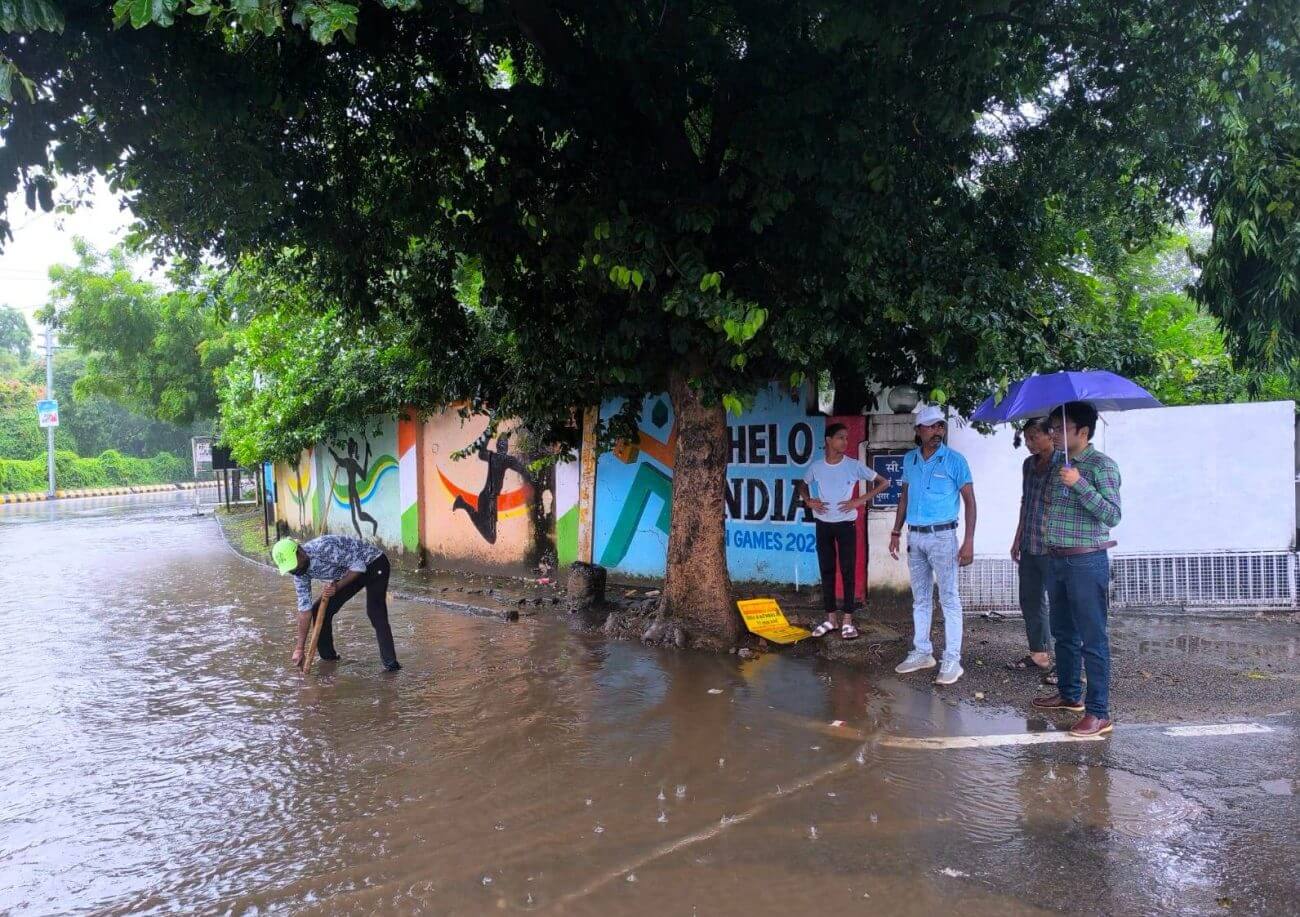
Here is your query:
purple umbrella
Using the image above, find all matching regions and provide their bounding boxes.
[969,370,1161,465]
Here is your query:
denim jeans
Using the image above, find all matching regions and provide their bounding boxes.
[1018,552,1052,653]
[907,529,963,663]
[1047,551,1111,719]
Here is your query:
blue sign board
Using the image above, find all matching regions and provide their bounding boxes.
[36,399,59,428]
[871,452,907,508]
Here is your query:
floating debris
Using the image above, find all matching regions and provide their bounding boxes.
[707,688,723,695]
[940,868,969,879]
[808,826,818,840]
[675,784,687,798]
[657,811,667,823]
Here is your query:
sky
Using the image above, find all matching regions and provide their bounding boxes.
[0,180,138,333]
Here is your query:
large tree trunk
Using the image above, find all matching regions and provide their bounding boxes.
[659,370,738,649]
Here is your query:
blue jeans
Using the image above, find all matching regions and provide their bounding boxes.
[1018,553,1052,653]
[907,529,963,663]
[1047,551,1111,719]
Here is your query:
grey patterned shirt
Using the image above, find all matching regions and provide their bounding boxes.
[293,535,384,611]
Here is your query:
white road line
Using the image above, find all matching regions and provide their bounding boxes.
[880,732,1105,749]
[550,740,870,910]
[878,721,1277,751]
[1163,722,1273,737]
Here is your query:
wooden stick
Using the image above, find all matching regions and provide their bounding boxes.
[300,597,329,675]
[300,447,345,674]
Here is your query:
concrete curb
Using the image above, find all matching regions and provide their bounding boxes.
[1,481,219,504]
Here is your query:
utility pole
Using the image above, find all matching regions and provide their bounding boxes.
[44,325,55,498]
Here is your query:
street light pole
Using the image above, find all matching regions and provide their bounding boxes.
[45,325,55,497]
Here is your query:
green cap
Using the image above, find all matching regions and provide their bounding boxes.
[272,537,301,575]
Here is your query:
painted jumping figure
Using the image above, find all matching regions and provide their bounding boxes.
[453,433,531,545]
[329,437,380,538]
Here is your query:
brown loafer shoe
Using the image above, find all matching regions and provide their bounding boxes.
[1068,714,1113,737]
[1031,694,1085,713]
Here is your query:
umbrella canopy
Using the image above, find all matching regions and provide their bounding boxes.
[970,371,1161,424]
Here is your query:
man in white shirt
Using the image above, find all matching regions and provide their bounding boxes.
[795,423,889,640]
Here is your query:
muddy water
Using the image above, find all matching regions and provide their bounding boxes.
[0,496,1289,915]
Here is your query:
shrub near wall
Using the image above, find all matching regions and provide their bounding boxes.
[0,449,192,493]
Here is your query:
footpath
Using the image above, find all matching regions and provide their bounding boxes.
[217,508,1300,727]
[1,481,217,503]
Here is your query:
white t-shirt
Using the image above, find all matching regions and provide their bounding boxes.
[802,456,878,524]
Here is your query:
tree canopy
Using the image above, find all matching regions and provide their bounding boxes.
[37,239,231,424]
[0,304,32,361]
[5,1,1295,425]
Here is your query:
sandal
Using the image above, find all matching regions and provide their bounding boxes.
[810,620,839,638]
[1006,654,1051,672]
[840,622,861,641]
[1042,666,1058,685]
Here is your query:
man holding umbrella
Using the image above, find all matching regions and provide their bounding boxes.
[971,372,1156,737]
[1032,400,1122,736]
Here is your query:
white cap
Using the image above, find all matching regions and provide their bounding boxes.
[915,405,946,427]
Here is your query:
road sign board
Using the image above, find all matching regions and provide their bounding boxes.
[870,452,907,508]
[37,399,59,428]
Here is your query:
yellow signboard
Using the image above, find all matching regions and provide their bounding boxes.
[736,598,811,645]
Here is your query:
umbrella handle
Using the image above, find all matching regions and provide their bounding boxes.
[1060,404,1070,468]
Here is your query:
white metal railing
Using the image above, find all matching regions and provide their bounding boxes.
[957,551,1299,612]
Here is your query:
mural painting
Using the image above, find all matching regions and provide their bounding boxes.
[317,417,402,548]
[274,448,317,534]
[593,384,828,584]
[554,456,581,566]
[421,409,537,568]
[397,414,421,553]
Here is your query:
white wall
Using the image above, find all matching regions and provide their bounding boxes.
[948,401,1297,556]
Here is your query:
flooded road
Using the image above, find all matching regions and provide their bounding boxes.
[1,496,1296,915]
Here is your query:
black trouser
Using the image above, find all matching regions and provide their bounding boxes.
[815,520,857,614]
[313,555,398,667]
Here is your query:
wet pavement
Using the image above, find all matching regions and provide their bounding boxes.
[1,495,1297,915]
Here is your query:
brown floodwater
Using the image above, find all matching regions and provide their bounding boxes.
[1,495,1294,915]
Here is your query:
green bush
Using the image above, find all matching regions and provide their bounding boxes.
[146,452,188,482]
[0,448,194,493]
[0,458,45,492]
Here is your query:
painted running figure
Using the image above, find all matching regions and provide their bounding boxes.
[329,437,379,538]
[452,433,531,545]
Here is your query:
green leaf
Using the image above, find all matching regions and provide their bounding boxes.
[129,0,151,28]
[930,388,947,405]
[722,394,743,416]
[630,270,643,291]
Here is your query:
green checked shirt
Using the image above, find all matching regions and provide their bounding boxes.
[1044,446,1122,550]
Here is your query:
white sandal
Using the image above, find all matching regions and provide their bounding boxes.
[810,620,839,638]
[840,621,861,641]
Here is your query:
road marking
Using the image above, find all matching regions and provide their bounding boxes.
[880,731,1104,749]
[552,740,871,910]
[1163,722,1272,737]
